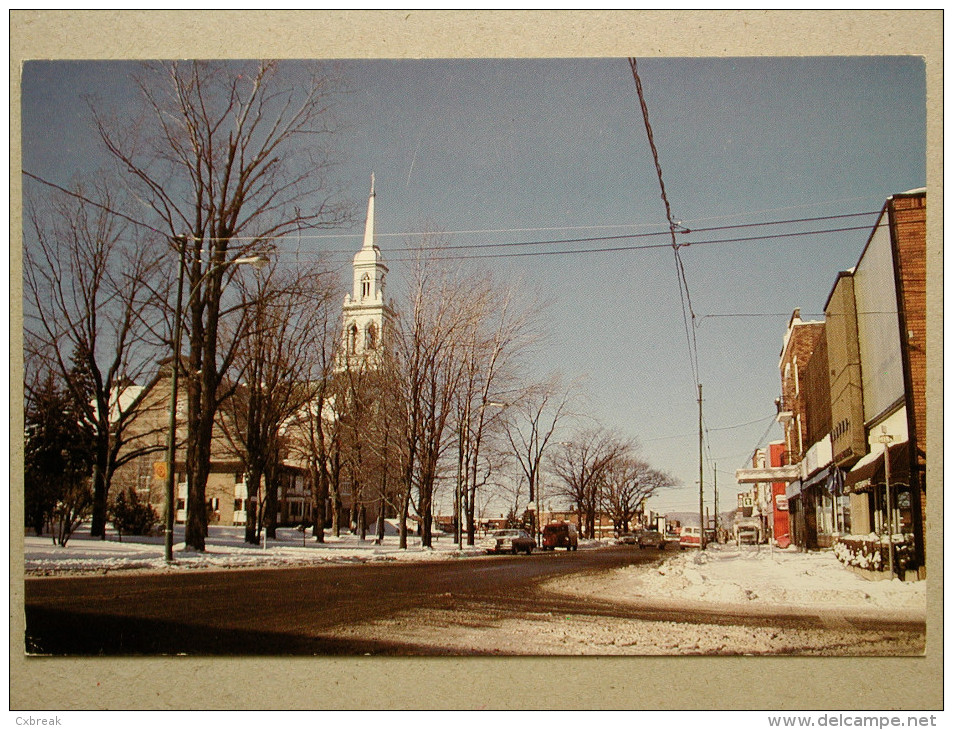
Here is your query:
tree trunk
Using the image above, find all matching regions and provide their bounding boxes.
[310,462,327,543]
[420,485,433,548]
[312,498,326,543]
[185,253,227,552]
[243,469,263,544]
[245,499,259,544]
[398,485,410,549]
[264,468,279,540]
[330,451,342,537]
[375,465,387,544]
[186,421,213,550]
[375,502,385,543]
[184,356,211,551]
[89,457,108,539]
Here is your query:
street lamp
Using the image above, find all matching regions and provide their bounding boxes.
[163,240,269,563]
[878,426,895,579]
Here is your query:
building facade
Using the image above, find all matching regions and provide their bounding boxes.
[842,189,926,577]
[737,189,927,579]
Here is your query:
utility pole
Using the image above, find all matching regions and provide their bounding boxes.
[698,383,705,550]
[714,462,719,544]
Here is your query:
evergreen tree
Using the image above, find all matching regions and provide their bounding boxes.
[110,487,159,540]
[24,371,95,543]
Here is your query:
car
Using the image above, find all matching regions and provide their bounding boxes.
[679,526,716,549]
[617,533,637,545]
[679,526,702,549]
[482,529,535,555]
[637,529,665,549]
[542,522,578,551]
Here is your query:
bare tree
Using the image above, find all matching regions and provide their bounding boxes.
[91,61,350,550]
[549,426,627,538]
[281,282,343,545]
[601,456,677,534]
[219,262,339,543]
[454,274,538,545]
[23,182,167,538]
[501,374,573,540]
[334,358,383,540]
[390,251,476,549]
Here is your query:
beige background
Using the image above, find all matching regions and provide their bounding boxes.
[9,10,943,711]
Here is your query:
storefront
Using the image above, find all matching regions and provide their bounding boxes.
[844,441,914,537]
[787,466,849,550]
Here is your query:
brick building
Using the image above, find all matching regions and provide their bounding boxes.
[113,361,311,530]
[843,189,926,576]
[738,189,927,578]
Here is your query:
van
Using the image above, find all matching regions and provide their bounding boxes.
[679,526,714,549]
[679,526,702,549]
[542,522,578,551]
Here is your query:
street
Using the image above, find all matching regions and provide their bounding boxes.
[24,546,925,656]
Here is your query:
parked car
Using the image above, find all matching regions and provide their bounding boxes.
[617,533,637,545]
[542,522,579,551]
[679,526,702,549]
[637,529,665,549]
[482,529,535,555]
[679,526,716,549]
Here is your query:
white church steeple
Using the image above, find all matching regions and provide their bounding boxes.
[339,174,393,369]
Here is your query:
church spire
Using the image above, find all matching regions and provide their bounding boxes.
[361,172,376,251]
[338,172,392,372]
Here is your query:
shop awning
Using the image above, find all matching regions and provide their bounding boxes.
[844,441,911,493]
[787,466,844,500]
[785,480,802,500]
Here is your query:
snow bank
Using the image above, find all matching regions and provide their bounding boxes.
[550,542,926,615]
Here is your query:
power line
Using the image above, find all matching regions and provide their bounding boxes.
[203,207,884,245]
[686,209,880,235]
[23,170,166,237]
[26,166,884,257]
[285,220,887,261]
[281,219,894,266]
[645,413,774,443]
[738,418,782,470]
[629,56,699,393]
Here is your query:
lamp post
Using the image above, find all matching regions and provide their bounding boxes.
[536,477,544,548]
[163,242,269,563]
[879,427,895,579]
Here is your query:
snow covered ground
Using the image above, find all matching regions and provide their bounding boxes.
[24,525,925,614]
[22,521,496,575]
[315,543,927,656]
[317,542,926,656]
[22,527,926,655]
[546,541,926,616]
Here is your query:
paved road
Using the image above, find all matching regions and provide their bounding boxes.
[24,546,924,655]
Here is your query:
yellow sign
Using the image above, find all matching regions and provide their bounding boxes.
[153,462,167,480]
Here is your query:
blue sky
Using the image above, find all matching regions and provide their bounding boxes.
[20,57,926,515]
